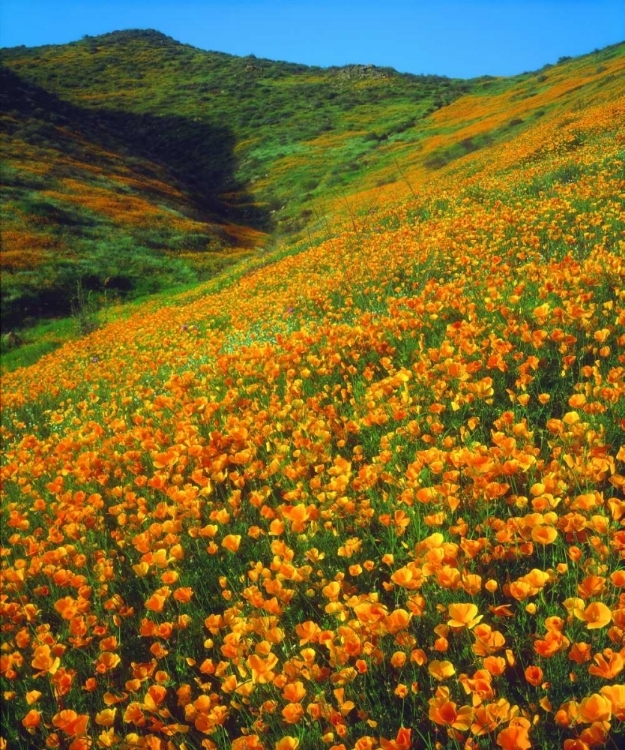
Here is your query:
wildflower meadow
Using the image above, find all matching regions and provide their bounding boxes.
[1,44,624,750]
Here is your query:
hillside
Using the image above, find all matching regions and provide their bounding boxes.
[1,36,624,750]
[1,30,471,215]
[0,66,265,327]
[1,32,624,333]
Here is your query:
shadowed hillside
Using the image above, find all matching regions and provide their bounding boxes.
[1,29,474,231]
[0,66,268,326]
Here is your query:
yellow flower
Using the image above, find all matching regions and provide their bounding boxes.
[428,660,456,680]
[447,603,483,629]
[221,534,241,552]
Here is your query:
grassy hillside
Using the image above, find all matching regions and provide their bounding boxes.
[1,29,472,221]
[1,32,623,335]
[1,36,624,750]
[0,29,474,329]
[0,60,267,328]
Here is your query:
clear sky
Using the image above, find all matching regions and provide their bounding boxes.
[0,1,623,78]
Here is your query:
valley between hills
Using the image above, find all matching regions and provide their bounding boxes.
[1,31,622,359]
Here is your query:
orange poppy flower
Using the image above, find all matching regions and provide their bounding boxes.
[524,569,551,590]
[379,727,411,750]
[483,656,507,676]
[610,570,625,587]
[385,608,412,633]
[390,566,420,589]
[160,570,179,585]
[578,720,609,746]
[95,652,121,674]
[569,642,592,664]
[410,648,427,666]
[524,665,543,687]
[489,604,514,618]
[173,586,194,603]
[544,616,565,633]
[282,703,304,724]
[221,534,242,552]
[429,686,473,731]
[577,575,606,599]
[578,693,612,723]
[282,681,306,703]
[21,709,41,731]
[295,621,320,645]
[534,630,569,658]
[144,586,170,613]
[54,596,79,620]
[247,653,279,684]
[51,709,89,736]
[99,636,118,652]
[434,636,449,652]
[103,691,127,706]
[600,684,625,720]
[588,649,624,679]
[322,581,341,601]
[150,641,168,659]
[353,738,376,750]
[555,700,580,728]
[428,660,456,680]
[448,603,483,629]
[496,718,531,749]
[459,669,495,705]
[95,708,116,726]
[508,581,532,601]
[144,684,167,711]
[473,625,506,656]
[123,702,146,727]
[231,735,264,750]
[394,683,409,698]
[470,698,512,735]
[461,574,482,596]
[531,526,558,545]
[25,690,42,705]
[574,602,612,629]
[31,644,60,676]
[568,393,587,408]
[275,738,300,750]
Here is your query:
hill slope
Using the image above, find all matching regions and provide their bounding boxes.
[1,29,472,216]
[0,66,266,326]
[1,37,624,749]
[0,29,473,326]
[1,32,624,331]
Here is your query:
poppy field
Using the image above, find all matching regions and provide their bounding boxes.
[1,44,625,750]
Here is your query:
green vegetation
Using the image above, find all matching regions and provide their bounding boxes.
[0,64,261,327]
[1,65,624,745]
[1,30,473,225]
[1,30,623,359]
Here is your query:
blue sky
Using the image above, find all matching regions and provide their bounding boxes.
[1,1,623,78]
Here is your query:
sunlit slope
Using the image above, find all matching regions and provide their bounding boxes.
[1,57,624,750]
[313,41,625,216]
[4,34,622,232]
